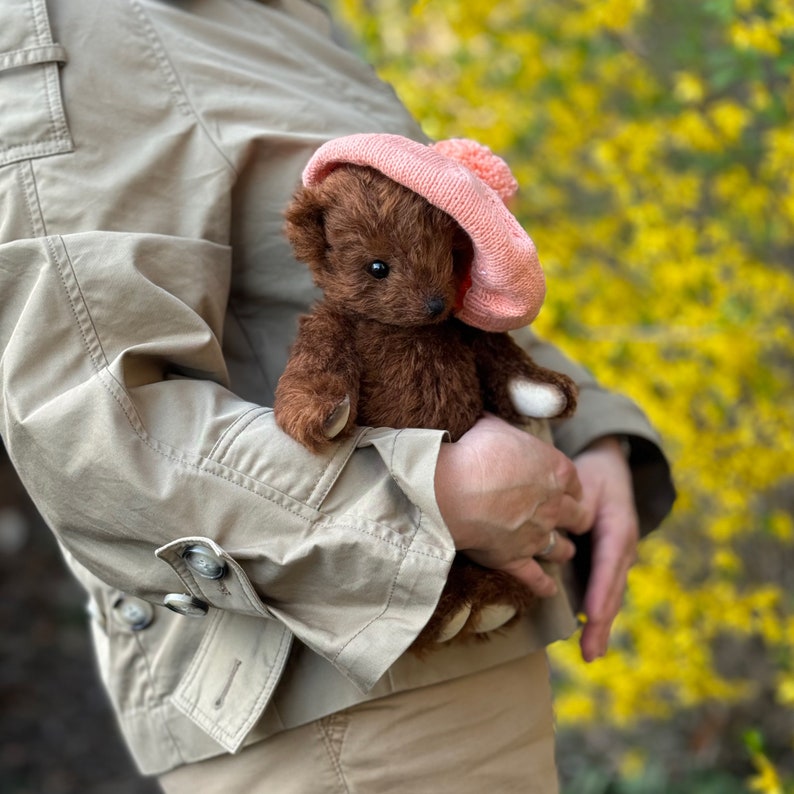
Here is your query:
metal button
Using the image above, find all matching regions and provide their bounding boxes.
[163,593,209,617]
[183,545,227,580]
[112,595,154,631]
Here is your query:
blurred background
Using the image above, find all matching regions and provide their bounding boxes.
[3,0,792,792]
[0,445,157,794]
[330,0,794,790]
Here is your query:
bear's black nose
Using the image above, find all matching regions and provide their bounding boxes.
[426,296,446,318]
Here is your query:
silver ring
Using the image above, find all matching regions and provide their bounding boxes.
[536,530,558,560]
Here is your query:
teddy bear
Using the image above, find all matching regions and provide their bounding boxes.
[273,133,577,654]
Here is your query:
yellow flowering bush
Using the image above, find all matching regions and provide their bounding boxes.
[331,0,794,787]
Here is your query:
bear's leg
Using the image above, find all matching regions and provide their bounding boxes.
[458,562,535,635]
[410,556,535,655]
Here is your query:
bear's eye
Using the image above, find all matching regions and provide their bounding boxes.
[367,260,390,280]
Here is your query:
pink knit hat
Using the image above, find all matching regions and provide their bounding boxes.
[302,134,545,333]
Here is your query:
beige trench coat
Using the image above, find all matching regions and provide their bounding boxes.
[0,0,674,776]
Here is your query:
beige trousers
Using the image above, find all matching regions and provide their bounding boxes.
[159,651,558,794]
[160,651,558,794]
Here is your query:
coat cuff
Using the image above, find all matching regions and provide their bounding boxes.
[332,427,455,690]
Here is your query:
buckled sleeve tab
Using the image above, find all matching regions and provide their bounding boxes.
[156,536,274,619]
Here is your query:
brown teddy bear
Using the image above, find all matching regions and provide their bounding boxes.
[274,134,577,654]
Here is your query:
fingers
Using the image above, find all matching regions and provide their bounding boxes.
[580,569,625,662]
[580,616,616,662]
[571,434,640,661]
[535,529,558,559]
[554,454,583,502]
[579,559,621,661]
[501,557,560,598]
[579,526,639,661]
[556,493,592,535]
[535,530,575,565]
[497,530,576,599]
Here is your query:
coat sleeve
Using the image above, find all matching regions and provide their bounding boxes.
[0,230,455,692]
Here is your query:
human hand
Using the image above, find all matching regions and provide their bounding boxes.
[573,436,639,662]
[434,414,591,599]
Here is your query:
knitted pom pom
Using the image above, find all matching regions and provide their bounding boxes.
[430,138,518,202]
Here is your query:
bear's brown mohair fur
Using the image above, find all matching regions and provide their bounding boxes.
[275,164,577,653]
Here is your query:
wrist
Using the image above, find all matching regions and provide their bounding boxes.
[434,442,475,549]
[583,434,631,461]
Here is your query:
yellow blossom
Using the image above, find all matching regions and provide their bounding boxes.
[749,752,784,794]
[778,676,794,707]
[619,748,647,779]
[769,511,794,541]
[730,18,783,55]
[674,71,705,104]
[333,0,794,779]
[709,99,750,142]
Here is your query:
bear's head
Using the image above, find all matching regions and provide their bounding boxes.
[285,164,474,327]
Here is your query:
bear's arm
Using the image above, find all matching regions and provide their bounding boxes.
[469,329,577,421]
[274,304,362,452]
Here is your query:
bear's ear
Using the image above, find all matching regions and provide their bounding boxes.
[285,186,329,268]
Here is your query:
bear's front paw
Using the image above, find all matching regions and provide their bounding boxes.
[274,386,354,453]
[508,374,577,419]
[322,395,351,440]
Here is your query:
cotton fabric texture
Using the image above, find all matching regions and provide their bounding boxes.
[159,652,559,794]
[0,0,675,780]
